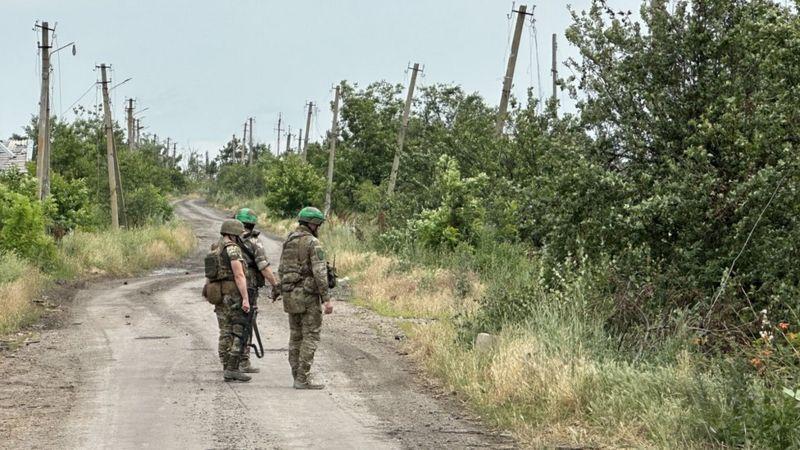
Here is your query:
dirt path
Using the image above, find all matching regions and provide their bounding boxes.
[0,199,514,449]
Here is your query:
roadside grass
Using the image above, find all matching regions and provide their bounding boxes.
[55,222,196,277]
[0,222,196,336]
[0,253,46,334]
[284,216,773,448]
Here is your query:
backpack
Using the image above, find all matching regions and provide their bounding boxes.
[204,240,237,282]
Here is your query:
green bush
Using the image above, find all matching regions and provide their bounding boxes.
[0,184,57,268]
[124,185,174,226]
[263,155,325,218]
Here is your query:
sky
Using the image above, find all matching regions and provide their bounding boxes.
[0,0,643,162]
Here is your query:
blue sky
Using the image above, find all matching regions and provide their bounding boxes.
[1,0,643,161]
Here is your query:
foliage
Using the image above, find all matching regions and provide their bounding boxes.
[0,182,57,267]
[124,185,174,227]
[263,155,325,218]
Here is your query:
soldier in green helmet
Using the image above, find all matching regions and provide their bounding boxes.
[278,206,335,389]
[205,219,252,382]
[233,207,280,373]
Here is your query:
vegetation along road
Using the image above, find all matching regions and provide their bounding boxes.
[0,199,514,449]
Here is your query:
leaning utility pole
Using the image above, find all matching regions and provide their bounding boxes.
[35,21,52,200]
[302,101,313,160]
[248,117,254,164]
[323,85,340,216]
[551,33,558,102]
[99,64,120,228]
[387,63,421,197]
[126,99,135,148]
[496,5,533,134]
[274,113,283,155]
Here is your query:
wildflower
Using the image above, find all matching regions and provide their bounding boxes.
[759,330,774,343]
[751,357,763,368]
[779,322,790,331]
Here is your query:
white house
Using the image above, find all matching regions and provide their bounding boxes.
[0,138,29,173]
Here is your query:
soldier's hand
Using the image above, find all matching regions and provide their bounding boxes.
[323,300,334,315]
[242,299,251,313]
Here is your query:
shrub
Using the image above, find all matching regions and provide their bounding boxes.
[124,185,174,226]
[263,155,325,217]
[0,184,57,268]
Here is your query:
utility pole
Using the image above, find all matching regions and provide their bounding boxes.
[274,113,283,155]
[35,21,53,200]
[99,64,120,228]
[205,150,209,172]
[286,126,292,153]
[136,119,142,145]
[126,98,135,148]
[324,85,340,216]
[173,143,177,161]
[242,121,248,163]
[551,33,558,102]
[248,117,254,164]
[297,129,303,156]
[302,101,313,160]
[387,63,422,197]
[166,137,171,158]
[496,4,533,134]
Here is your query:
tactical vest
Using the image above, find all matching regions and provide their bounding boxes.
[279,230,312,290]
[241,233,266,288]
[204,240,237,282]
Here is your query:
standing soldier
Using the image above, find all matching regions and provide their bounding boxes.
[234,207,280,374]
[279,206,334,389]
[205,219,252,382]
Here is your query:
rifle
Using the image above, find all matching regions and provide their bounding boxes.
[238,289,264,359]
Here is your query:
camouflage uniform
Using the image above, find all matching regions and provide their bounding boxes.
[211,237,251,372]
[239,229,271,367]
[279,224,331,383]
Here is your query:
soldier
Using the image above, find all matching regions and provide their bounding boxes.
[279,206,334,390]
[234,207,280,374]
[205,219,253,382]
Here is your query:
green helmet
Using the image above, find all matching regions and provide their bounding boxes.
[235,208,258,225]
[220,219,244,236]
[298,206,325,225]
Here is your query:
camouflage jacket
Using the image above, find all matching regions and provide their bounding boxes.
[241,229,270,288]
[279,224,330,312]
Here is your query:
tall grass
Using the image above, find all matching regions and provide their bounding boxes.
[0,223,196,336]
[296,217,800,448]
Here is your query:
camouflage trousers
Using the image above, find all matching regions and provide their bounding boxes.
[287,302,323,382]
[216,293,249,369]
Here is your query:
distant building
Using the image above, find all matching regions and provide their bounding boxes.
[0,138,30,173]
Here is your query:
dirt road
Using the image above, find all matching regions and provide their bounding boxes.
[0,199,513,449]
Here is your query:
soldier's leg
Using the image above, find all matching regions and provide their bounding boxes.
[296,305,323,383]
[223,296,251,382]
[288,313,303,380]
[214,304,231,368]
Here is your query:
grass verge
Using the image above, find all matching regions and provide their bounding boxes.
[0,222,196,335]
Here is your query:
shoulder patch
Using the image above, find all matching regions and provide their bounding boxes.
[315,246,326,261]
[225,245,244,261]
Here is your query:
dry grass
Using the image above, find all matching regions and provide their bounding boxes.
[0,271,46,335]
[57,223,196,277]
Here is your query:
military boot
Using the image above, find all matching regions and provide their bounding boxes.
[223,356,251,382]
[293,371,324,390]
[239,358,260,373]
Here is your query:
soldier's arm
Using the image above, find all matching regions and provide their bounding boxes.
[309,239,331,303]
[226,245,250,312]
[254,241,279,288]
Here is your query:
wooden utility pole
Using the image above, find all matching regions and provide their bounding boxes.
[35,21,52,200]
[551,33,558,102]
[324,85,340,216]
[275,113,283,155]
[496,5,533,134]
[387,63,421,197]
[297,129,303,156]
[302,101,313,160]
[248,117,254,164]
[242,122,248,163]
[126,99,135,148]
[99,64,120,228]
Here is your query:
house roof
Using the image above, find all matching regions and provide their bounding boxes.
[0,139,29,174]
